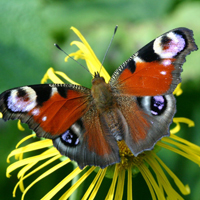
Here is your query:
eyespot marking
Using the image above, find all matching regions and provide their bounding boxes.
[153,31,186,58]
[7,87,37,112]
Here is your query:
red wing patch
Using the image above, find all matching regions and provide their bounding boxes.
[117,59,175,96]
[82,109,118,156]
[30,90,89,136]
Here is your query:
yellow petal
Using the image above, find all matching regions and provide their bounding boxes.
[7,148,59,177]
[60,166,96,199]
[170,117,195,134]
[7,139,53,163]
[88,168,107,200]
[127,167,133,200]
[138,162,165,200]
[55,71,79,85]
[146,152,185,199]
[16,134,36,148]
[154,153,190,195]
[105,165,118,200]
[17,120,25,131]
[157,141,200,166]
[70,27,110,82]
[41,166,82,200]
[13,154,62,197]
[41,68,64,84]
[82,168,104,200]
[21,158,71,200]
[70,27,97,57]
[170,134,200,154]
[173,83,183,96]
[114,169,125,200]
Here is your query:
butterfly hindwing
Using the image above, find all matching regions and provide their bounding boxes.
[109,28,198,96]
[53,107,120,169]
[115,94,176,156]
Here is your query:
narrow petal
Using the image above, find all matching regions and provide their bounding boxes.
[7,139,53,163]
[145,152,185,199]
[21,158,71,200]
[60,166,96,200]
[82,168,103,200]
[88,168,107,200]
[162,137,200,157]
[105,165,119,200]
[70,27,110,82]
[127,167,133,200]
[153,153,190,195]
[138,162,165,200]
[41,68,64,84]
[17,120,25,131]
[170,134,200,154]
[173,83,183,96]
[170,118,195,134]
[114,169,125,200]
[15,134,36,148]
[55,71,79,85]
[7,148,59,177]
[157,141,200,166]
[13,154,62,197]
[41,165,82,200]
[139,165,157,200]
[70,27,98,59]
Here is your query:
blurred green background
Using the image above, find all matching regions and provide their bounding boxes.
[0,0,200,199]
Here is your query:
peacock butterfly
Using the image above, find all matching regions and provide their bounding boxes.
[0,28,198,169]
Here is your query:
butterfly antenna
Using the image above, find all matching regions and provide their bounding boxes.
[54,43,90,73]
[99,25,118,75]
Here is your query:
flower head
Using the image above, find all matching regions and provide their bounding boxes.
[2,27,200,200]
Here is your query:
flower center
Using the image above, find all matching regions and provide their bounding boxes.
[117,140,145,174]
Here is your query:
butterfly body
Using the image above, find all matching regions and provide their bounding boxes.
[0,28,198,169]
[91,73,114,111]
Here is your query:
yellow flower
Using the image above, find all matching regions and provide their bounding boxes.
[2,27,200,200]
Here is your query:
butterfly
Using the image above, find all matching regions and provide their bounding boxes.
[0,28,197,169]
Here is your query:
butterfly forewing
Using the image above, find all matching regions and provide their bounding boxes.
[0,84,91,138]
[109,28,198,96]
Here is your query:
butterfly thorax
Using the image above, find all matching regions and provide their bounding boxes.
[91,75,114,111]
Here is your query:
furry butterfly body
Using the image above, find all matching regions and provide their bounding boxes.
[0,28,197,169]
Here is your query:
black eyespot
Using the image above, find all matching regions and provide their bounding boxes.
[151,96,167,116]
[17,88,27,97]
[126,59,136,73]
[61,129,80,147]
[161,35,171,45]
